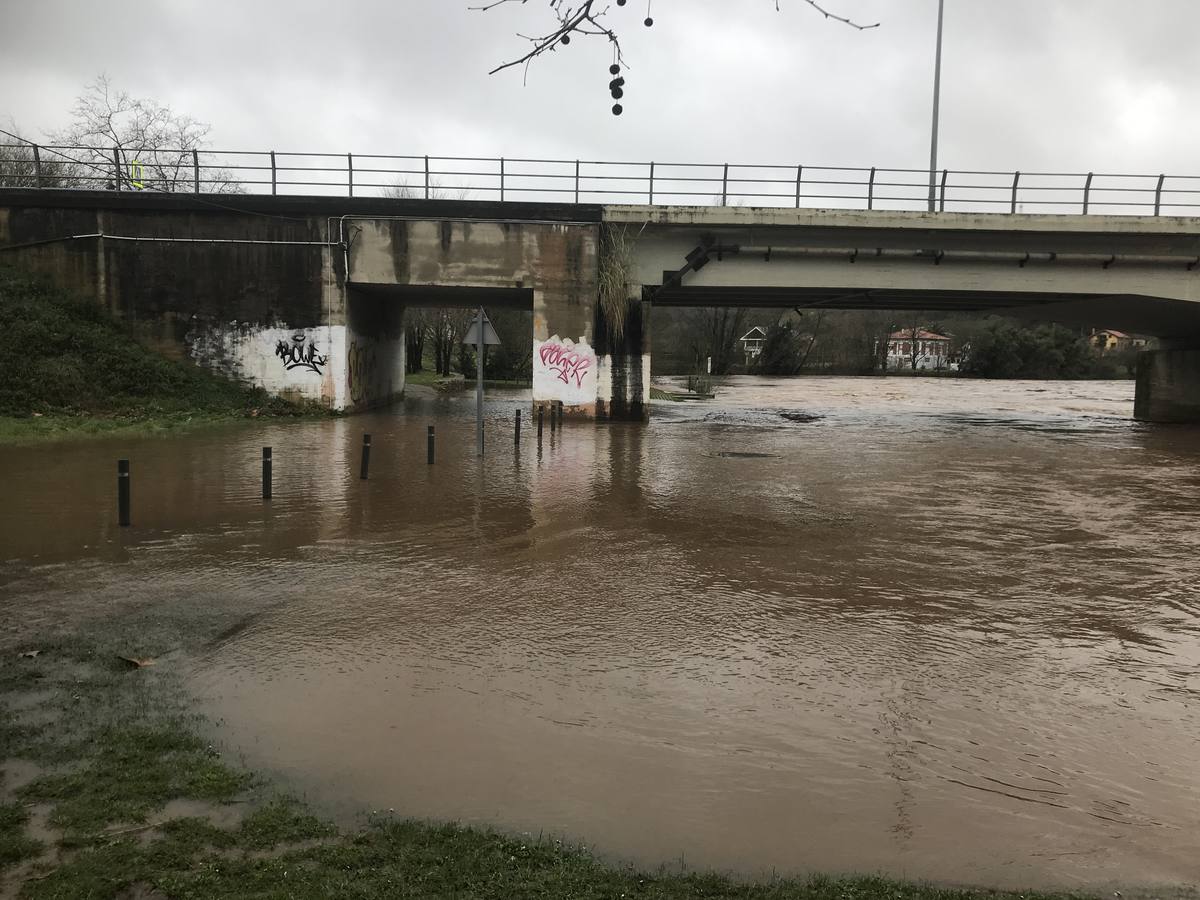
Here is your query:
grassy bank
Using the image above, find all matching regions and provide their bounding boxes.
[0,612,1102,899]
[0,267,328,444]
[406,369,531,391]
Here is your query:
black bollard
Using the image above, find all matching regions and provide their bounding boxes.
[427,425,435,465]
[557,401,565,429]
[550,401,557,433]
[117,459,130,527]
[262,447,272,500]
[514,408,521,447]
[360,434,372,480]
[537,406,544,444]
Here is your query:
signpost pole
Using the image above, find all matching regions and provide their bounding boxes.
[464,308,499,459]
[476,306,485,457]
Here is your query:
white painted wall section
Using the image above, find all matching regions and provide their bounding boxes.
[533,335,598,407]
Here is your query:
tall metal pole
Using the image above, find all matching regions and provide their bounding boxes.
[476,306,485,457]
[927,0,945,213]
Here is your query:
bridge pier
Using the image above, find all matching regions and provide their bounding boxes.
[533,288,599,419]
[1134,349,1200,423]
[594,294,651,422]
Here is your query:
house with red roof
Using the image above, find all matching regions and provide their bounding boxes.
[885,329,955,372]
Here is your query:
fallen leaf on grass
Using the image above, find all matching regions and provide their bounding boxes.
[19,650,41,659]
[117,656,157,669]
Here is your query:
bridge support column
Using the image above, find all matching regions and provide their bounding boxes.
[533,288,599,418]
[1134,349,1200,423]
[595,294,650,422]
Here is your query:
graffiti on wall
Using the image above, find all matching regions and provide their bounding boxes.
[275,332,327,374]
[538,341,593,388]
[533,335,597,407]
[347,339,378,405]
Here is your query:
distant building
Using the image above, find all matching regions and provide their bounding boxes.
[886,329,954,371]
[740,326,768,362]
[1091,329,1148,353]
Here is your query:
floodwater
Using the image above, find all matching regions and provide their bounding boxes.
[2,377,1200,892]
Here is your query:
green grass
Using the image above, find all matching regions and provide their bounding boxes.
[404,369,453,388]
[406,369,530,390]
[238,798,336,850]
[0,616,1106,900]
[0,802,42,871]
[0,266,330,442]
[0,410,263,445]
[19,725,252,843]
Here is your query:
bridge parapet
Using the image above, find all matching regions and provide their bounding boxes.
[4,142,1200,216]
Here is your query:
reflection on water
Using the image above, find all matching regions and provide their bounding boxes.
[3,377,1200,890]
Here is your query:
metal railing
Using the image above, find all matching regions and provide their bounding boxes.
[2,142,1199,216]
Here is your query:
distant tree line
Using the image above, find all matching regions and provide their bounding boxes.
[652,306,1140,380]
[405,307,532,382]
[958,320,1134,379]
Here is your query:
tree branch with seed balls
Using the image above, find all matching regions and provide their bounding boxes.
[474,0,878,112]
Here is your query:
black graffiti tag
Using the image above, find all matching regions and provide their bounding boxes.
[275,334,327,375]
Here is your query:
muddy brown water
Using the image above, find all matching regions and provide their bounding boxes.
[3,377,1200,891]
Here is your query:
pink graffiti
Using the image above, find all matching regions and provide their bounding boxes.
[539,342,592,388]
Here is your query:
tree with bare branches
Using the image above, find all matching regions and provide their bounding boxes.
[475,1,878,114]
[0,124,74,188]
[50,75,241,193]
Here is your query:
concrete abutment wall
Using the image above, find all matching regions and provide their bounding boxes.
[0,192,653,419]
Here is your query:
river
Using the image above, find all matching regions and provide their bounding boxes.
[2,377,1198,891]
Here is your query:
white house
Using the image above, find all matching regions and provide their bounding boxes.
[740,326,768,363]
[886,329,955,371]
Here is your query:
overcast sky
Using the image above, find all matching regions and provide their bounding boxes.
[2,0,1197,181]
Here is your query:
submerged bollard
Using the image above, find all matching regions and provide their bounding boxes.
[262,447,272,500]
[117,459,130,527]
[427,425,435,465]
[557,401,565,429]
[550,401,557,433]
[514,408,521,447]
[537,406,544,444]
[360,434,372,480]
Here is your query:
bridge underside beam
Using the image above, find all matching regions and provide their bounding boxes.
[649,285,1107,311]
[349,283,534,310]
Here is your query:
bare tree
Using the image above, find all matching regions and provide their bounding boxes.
[430,309,475,377]
[476,1,878,114]
[382,178,474,201]
[405,308,429,373]
[50,75,241,193]
[795,309,825,372]
[684,307,748,375]
[905,324,928,372]
[0,125,75,187]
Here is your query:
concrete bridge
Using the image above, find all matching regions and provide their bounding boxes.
[2,189,1200,422]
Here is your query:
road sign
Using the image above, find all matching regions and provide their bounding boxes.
[462,311,501,346]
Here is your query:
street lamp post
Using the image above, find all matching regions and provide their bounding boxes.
[927,0,945,213]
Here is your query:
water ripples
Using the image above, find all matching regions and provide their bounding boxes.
[4,379,1200,887]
